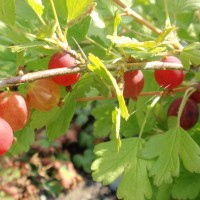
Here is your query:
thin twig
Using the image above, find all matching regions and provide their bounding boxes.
[112,0,162,34]
[77,84,198,102]
[0,67,85,88]
[0,61,195,89]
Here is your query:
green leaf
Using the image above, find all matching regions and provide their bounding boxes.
[88,54,129,120]
[107,35,166,59]
[167,0,200,14]
[112,107,121,151]
[120,113,140,137]
[180,42,200,70]
[141,127,200,186]
[92,103,115,138]
[46,93,76,140]
[37,20,57,39]
[67,16,91,46]
[179,129,200,172]
[30,106,61,129]
[26,55,51,71]
[172,170,200,200]
[156,184,172,200]
[93,74,111,97]
[156,26,176,44]
[66,0,95,25]
[136,94,159,133]
[0,0,15,26]
[92,138,152,200]
[107,35,157,49]
[9,125,35,155]
[26,0,44,20]
[74,73,95,99]
[113,11,121,36]
[107,11,121,54]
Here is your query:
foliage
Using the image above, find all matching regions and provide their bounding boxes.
[0,0,199,199]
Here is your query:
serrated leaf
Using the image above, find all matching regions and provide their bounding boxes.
[107,11,121,54]
[9,125,35,155]
[112,107,121,151]
[0,0,15,26]
[30,106,61,129]
[88,54,129,120]
[66,0,95,25]
[180,42,200,70]
[46,93,76,140]
[172,170,200,200]
[107,35,166,59]
[92,138,152,200]
[26,0,44,19]
[141,127,200,186]
[107,35,157,49]
[107,35,135,45]
[179,129,200,172]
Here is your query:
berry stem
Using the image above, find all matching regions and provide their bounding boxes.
[177,87,196,126]
[138,96,160,138]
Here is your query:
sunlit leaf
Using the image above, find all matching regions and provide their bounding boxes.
[0,0,15,25]
[26,0,44,20]
[92,138,152,200]
[112,107,121,151]
[66,0,95,25]
[88,54,129,120]
[141,127,200,186]
[172,170,200,200]
[180,42,200,70]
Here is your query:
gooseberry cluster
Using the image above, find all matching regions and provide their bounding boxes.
[0,52,199,156]
[123,56,199,130]
[0,52,80,156]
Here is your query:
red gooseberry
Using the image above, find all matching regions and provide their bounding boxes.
[0,91,28,131]
[123,70,144,100]
[168,98,199,130]
[26,78,61,112]
[48,52,80,86]
[154,56,184,90]
[0,118,13,156]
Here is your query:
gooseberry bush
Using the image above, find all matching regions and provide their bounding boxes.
[0,0,200,199]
